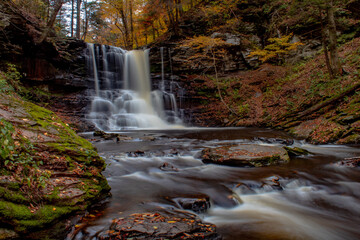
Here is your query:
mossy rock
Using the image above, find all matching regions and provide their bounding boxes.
[284,146,310,156]
[0,86,110,236]
[337,134,360,144]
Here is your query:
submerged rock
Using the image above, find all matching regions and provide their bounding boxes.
[97,212,221,240]
[283,146,310,156]
[93,131,132,141]
[254,137,294,146]
[201,144,290,167]
[334,157,360,168]
[175,197,211,213]
[160,162,179,172]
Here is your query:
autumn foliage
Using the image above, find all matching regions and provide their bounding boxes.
[249,34,303,64]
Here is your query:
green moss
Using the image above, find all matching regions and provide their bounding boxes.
[0,201,32,220]
[17,205,78,231]
[284,146,310,156]
[43,187,60,203]
[0,200,80,232]
[1,182,20,191]
[339,134,360,144]
[0,71,110,235]
[0,187,28,204]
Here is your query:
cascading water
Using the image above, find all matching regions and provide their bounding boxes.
[85,43,183,130]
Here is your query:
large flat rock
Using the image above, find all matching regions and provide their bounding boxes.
[98,212,221,240]
[201,144,290,167]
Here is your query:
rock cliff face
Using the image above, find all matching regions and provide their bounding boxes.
[1,1,93,131]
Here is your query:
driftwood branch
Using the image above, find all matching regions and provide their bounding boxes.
[296,81,360,119]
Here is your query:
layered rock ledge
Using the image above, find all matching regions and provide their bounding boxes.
[0,81,110,239]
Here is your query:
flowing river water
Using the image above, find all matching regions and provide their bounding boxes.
[72,45,360,239]
[69,127,360,240]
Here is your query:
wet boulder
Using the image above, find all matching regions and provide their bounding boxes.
[334,157,360,168]
[201,144,290,167]
[174,197,211,213]
[284,146,310,156]
[160,162,179,172]
[97,212,221,240]
[93,131,132,141]
[254,137,294,146]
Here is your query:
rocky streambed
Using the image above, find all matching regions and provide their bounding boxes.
[65,128,360,240]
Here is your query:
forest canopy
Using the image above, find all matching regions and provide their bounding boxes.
[4,0,359,55]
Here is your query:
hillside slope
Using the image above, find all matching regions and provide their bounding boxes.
[187,37,360,144]
[149,0,360,144]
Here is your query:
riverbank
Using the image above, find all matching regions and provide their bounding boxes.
[0,75,110,239]
[183,37,360,144]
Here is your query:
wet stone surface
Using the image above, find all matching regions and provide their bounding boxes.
[201,144,290,167]
[334,157,360,168]
[97,212,221,240]
[175,197,211,213]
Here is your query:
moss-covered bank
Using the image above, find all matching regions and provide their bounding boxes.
[0,73,110,239]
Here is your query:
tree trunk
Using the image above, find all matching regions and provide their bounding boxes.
[82,0,88,40]
[119,8,130,49]
[319,8,333,78]
[175,0,179,24]
[129,0,134,49]
[76,0,81,39]
[327,0,342,75]
[71,0,74,37]
[151,24,156,41]
[36,0,64,44]
[46,0,50,21]
[145,31,148,45]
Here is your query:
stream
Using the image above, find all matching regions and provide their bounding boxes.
[69,127,360,240]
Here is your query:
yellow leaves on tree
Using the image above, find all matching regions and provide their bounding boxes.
[180,36,230,62]
[249,34,303,63]
[181,36,229,50]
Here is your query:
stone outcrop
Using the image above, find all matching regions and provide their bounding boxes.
[0,82,110,239]
[201,144,290,167]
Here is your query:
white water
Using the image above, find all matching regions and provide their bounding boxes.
[86,44,183,130]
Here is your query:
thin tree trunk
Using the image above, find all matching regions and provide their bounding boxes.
[134,33,138,48]
[119,9,130,49]
[76,0,81,39]
[145,30,148,45]
[319,8,333,78]
[36,0,64,44]
[211,47,238,117]
[327,0,342,75]
[46,0,50,21]
[71,0,74,37]
[151,24,156,41]
[82,0,88,40]
[129,0,134,48]
[175,0,179,24]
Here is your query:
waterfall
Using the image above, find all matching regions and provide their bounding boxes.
[86,43,183,130]
[160,47,165,92]
[88,43,100,96]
